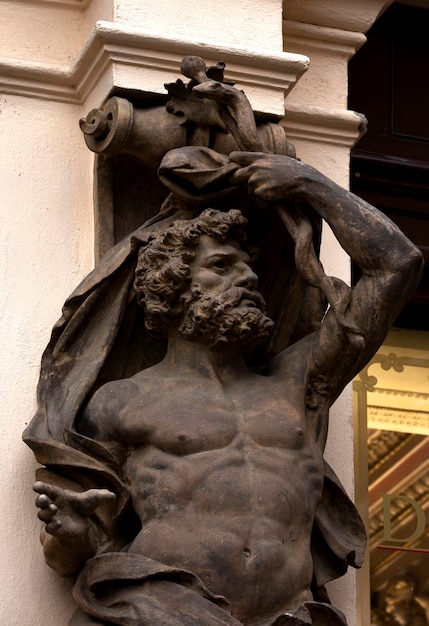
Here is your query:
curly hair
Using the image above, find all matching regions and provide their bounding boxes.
[134,208,247,334]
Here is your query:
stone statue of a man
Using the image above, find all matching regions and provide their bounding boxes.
[26,148,423,625]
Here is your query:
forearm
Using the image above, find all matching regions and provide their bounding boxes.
[298,172,422,275]
[231,151,422,276]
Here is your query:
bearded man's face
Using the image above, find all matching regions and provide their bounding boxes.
[178,235,274,351]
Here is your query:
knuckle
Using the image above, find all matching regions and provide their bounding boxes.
[36,494,49,507]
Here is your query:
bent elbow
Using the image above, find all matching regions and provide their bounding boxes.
[403,244,424,279]
[392,244,424,297]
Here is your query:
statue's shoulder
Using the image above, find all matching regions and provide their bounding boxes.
[89,368,174,413]
[82,377,143,438]
[90,377,141,408]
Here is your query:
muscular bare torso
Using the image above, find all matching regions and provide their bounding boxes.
[85,352,327,623]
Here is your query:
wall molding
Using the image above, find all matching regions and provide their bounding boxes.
[0,21,309,113]
[283,102,367,147]
[282,0,394,35]
[15,0,92,7]
[283,20,366,59]
[0,57,79,103]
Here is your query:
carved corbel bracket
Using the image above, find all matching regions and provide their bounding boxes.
[79,55,297,258]
[79,56,296,168]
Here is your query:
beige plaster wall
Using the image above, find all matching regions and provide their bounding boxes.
[0,94,94,624]
[114,0,284,52]
[0,0,391,623]
[0,0,113,64]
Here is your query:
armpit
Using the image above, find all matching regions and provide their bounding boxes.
[306,375,332,411]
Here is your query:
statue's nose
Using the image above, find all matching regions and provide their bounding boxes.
[234,266,258,290]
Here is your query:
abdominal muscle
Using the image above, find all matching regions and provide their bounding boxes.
[124,444,322,622]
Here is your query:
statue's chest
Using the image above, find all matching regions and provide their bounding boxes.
[130,380,307,455]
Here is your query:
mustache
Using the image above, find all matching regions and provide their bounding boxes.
[220,286,267,311]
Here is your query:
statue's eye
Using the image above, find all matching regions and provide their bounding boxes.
[207,255,233,273]
[212,259,228,271]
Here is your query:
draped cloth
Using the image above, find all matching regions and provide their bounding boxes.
[23,147,366,624]
[69,553,349,626]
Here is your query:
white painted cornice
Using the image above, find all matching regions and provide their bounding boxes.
[19,0,92,7]
[282,102,367,147]
[283,0,394,34]
[0,21,309,114]
[283,20,366,59]
[0,57,79,103]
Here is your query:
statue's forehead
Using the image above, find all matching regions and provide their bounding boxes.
[194,234,250,262]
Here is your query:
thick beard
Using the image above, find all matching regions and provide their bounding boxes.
[178,286,275,352]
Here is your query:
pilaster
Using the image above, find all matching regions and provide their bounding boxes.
[281,4,395,624]
[282,0,394,186]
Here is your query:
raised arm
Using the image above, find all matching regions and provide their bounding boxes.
[230,152,424,401]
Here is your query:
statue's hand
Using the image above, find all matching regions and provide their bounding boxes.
[33,481,116,545]
[229,151,320,204]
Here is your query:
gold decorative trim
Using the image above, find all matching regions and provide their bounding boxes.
[368,405,429,435]
[367,430,411,471]
[371,387,429,400]
[358,352,429,391]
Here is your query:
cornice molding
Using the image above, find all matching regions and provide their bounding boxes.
[0,57,79,103]
[18,0,92,6]
[282,0,394,35]
[0,21,309,113]
[283,20,366,58]
[282,102,367,147]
